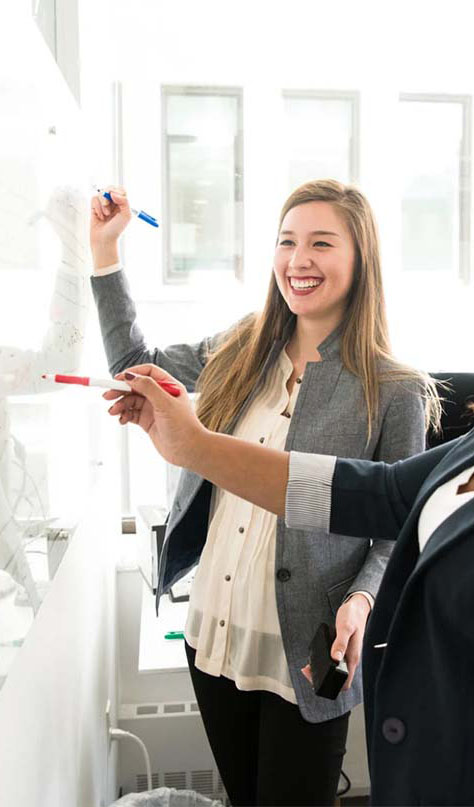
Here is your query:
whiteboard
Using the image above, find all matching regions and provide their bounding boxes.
[0,9,100,688]
[0,79,89,355]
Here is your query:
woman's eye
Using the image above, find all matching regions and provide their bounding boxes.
[279,239,294,246]
[314,241,331,248]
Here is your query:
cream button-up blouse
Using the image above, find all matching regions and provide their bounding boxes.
[185,348,300,703]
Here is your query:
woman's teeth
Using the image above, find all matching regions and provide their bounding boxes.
[290,277,323,289]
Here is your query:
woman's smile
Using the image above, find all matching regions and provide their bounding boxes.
[287,275,325,295]
[273,200,355,324]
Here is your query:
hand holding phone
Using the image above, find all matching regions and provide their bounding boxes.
[308,622,348,700]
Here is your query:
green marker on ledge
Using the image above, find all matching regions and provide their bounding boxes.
[164,631,185,640]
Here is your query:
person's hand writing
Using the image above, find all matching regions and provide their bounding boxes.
[90,186,132,268]
[104,364,208,468]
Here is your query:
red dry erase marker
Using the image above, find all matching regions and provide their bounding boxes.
[41,373,181,397]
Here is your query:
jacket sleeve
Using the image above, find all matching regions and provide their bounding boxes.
[331,437,461,540]
[344,381,427,599]
[91,269,219,391]
[286,437,461,536]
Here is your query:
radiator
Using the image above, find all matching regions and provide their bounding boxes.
[118,700,228,802]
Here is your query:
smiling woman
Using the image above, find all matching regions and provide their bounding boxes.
[195,180,440,438]
[90,178,440,807]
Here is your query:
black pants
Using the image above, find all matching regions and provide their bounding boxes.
[185,642,349,807]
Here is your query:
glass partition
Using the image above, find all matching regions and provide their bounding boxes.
[0,30,97,688]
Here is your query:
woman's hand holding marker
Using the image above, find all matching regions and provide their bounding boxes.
[90,186,132,269]
[104,364,207,468]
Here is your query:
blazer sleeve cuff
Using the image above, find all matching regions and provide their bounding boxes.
[344,590,375,610]
[285,451,336,531]
[92,262,123,277]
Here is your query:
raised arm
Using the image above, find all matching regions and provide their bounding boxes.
[90,187,216,390]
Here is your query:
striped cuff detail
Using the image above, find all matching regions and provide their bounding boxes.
[285,452,336,532]
[92,262,122,277]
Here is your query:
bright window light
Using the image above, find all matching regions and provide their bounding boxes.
[400,95,471,280]
[283,92,359,190]
[162,87,243,283]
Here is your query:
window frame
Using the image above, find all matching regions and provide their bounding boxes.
[161,85,244,284]
[399,92,472,283]
[281,88,360,184]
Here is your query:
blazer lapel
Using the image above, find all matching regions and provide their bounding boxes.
[223,339,285,435]
[367,430,474,639]
[413,495,474,575]
[390,430,474,546]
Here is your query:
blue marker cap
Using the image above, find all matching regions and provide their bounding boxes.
[99,189,159,229]
[136,209,159,228]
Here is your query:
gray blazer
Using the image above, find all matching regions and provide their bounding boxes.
[91,270,426,722]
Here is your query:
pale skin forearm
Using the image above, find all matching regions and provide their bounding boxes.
[183,429,289,517]
[91,244,119,269]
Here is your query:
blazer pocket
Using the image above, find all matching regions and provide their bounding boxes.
[326,575,356,617]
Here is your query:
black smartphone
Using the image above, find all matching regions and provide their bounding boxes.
[308,622,348,700]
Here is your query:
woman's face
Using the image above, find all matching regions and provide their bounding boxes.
[273,201,356,326]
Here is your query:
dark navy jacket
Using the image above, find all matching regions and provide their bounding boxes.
[327,429,474,805]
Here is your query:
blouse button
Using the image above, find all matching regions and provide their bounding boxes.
[259,437,265,443]
[225,574,231,582]
[296,377,302,384]
[238,526,245,534]
[219,619,225,627]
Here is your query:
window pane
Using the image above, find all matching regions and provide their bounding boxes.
[400,100,464,273]
[283,95,355,190]
[164,91,242,281]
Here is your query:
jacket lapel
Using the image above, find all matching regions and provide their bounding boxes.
[366,430,474,640]
[389,429,474,548]
[223,339,285,435]
[371,484,474,663]
[413,495,474,575]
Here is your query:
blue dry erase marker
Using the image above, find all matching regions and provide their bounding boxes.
[97,188,159,228]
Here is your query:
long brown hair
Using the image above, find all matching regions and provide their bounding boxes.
[196,179,441,438]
